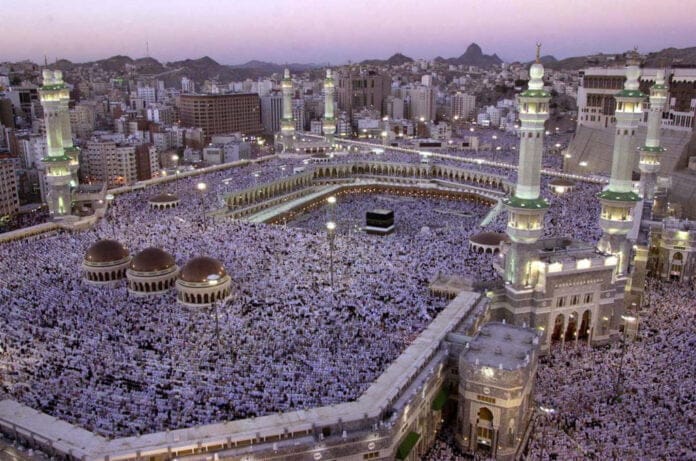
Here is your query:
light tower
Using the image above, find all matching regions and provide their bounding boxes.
[39,70,72,217]
[279,68,295,151]
[597,51,645,275]
[502,44,550,287]
[638,69,668,201]
[323,68,336,146]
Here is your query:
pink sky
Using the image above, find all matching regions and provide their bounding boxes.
[3,0,695,64]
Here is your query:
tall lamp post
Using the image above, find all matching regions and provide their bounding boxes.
[326,221,336,295]
[614,314,637,400]
[327,195,336,223]
[197,182,207,230]
[172,154,180,194]
[539,405,556,460]
[207,294,221,353]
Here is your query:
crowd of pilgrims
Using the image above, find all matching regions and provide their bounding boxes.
[420,278,696,461]
[0,144,609,440]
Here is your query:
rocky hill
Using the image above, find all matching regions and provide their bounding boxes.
[360,53,414,66]
[435,43,503,67]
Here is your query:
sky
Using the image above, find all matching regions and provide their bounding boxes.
[3,0,696,65]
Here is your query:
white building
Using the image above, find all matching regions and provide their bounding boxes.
[146,105,175,125]
[69,103,96,138]
[260,93,282,135]
[181,77,195,94]
[83,138,137,187]
[0,157,19,217]
[136,86,157,105]
[451,92,476,120]
[408,85,436,122]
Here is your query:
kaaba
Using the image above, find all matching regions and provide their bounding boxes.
[365,208,395,235]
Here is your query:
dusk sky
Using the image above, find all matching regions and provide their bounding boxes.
[4,0,696,65]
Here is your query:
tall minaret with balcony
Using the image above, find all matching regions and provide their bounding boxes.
[57,72,80,187]
[323,68,336,145]
[638,69,668,201]
[39,70,72,217]
[597,52,645,275]
[279,68,295,151]
[502,44,550,287]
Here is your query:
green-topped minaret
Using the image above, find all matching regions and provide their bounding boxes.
[323,68,336,145]
[638,69,668,201]
[502,44,550,287]
[39,69,73,217]
[279,68,295,152]
[597,50,645,275]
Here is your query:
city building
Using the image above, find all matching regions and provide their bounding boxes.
[260,92,282,135]
[83,137,138,187]
[407,85,436,122]
[178,93,263,140]
[0,156,19,217]
[451,91,476,121]
[336,68,390,117]
[181,77,196,94]
[69,102,97,138]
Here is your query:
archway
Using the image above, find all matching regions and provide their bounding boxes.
[565,312,578,342]
[579,310,592,341]
[476,407,494,449]
[551,314,565,342]
[670,252,683,280]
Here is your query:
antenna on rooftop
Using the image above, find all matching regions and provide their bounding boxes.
[146,41,150,58]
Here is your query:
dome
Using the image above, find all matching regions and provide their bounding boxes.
[528,63,544,90]
[85,240,129,264]
[130,247,176,273]
[470,232,510,246]
[149,193,179,204]
[180,256,227,284]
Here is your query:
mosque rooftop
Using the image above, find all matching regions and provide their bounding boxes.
[463,322,538,372]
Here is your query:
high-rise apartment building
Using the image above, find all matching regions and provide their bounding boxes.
[336,69,390,116]
[0,157,19,217]
[135,144,160,181]
[83,138,138,187]
[181,77,196,94]
[407,85,436,122]
[451,91,476,120]
[179,93,263,140]
[260,92,282,135]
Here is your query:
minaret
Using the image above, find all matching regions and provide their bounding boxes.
[323,68,336,145]
[54,70,80,187]
[503,44,550,287]
[280,68,295,151]
[638,69,668,201]
[597,51,645,275]
[39,70,72,217]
